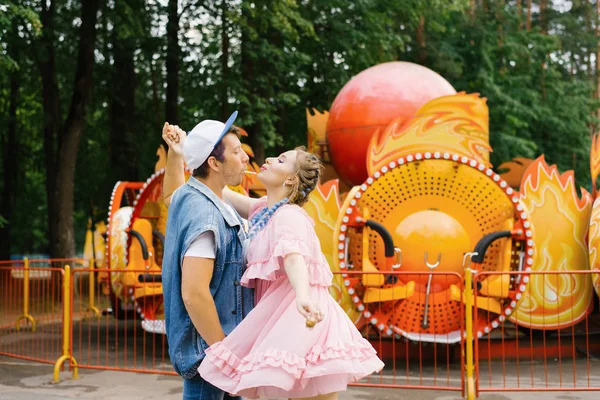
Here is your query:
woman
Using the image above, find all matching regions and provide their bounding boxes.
[163,124,384,400]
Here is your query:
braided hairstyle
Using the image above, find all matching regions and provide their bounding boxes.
[287,146,322,207]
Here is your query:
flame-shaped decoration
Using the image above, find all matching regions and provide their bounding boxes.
[83,220,107,268]
[306,108,330,156]
[241,144,255,158]
[109,207,133,301]
[304,179,360,322]
[155,145,167,172]
[366,92,492,175]
[510,156,593,329]
[497,157,535,189]
[590,133,600,197]
[307,107,346,188]
[587,195,600,297]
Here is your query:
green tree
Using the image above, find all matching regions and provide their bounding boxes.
[2,0,600,258]
[0,2,41,259]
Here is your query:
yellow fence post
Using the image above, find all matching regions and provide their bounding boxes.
[53,264,78,383]
[15,257,36,332]
[463,253,476,400]
[86,258,100,317]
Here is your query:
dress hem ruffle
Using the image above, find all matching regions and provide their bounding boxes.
[203,338,383,383]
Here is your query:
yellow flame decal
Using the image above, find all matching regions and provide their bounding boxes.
[241,143,254,158]
[83,220,107,268]
[155,145,167,172]
[511,157,593,329]
[587,195,600,297]
[306,108,329,155]
[304,180,360,322]
[109,207,133,301]
[366,92,491,175]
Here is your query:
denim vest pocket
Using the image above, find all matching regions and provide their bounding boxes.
[191,327,200,353]
[197,332,208,353]
[174,317,202,379]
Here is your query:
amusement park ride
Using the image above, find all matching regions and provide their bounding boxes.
[86,61,600,346]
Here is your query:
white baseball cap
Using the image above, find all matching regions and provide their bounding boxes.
[183,110,238,170]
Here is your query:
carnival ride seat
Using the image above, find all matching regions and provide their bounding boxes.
[337,153,531,343]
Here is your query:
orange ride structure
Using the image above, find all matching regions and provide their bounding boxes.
[95,61,599,343]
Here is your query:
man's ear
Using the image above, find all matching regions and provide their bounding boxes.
[207,156,220,172]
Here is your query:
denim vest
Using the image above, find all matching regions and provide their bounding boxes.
[162,177,254,379]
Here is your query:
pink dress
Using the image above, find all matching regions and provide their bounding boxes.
[198,198,384,399]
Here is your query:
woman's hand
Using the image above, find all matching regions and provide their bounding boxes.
[295,297,323,327]
[162,122,186,156]
[162,122,187,207]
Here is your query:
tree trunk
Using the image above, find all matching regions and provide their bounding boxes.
[110,0,138,181]
[247,126,265,165]
[151,61,168,151]
[0,47,19,260]
[586,1,592,79]
[540,0,548,143]
[39,0,61,256]
[416,15,426,64]
[540,0,548,83]
[517,0,522,30]
[151,62,162,127]
[165,0,180,125]
[221,0,230,121]
[240,3,264,164]
[540,0,547,34]
[53,0,101,258]
[526,0,532,31]
[497,0,504,48]
[275,107,288,155]
[597,0,600,121]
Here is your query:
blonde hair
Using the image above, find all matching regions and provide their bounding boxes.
[287,146,322,207]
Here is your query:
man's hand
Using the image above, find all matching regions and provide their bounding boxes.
[162,122,186,156]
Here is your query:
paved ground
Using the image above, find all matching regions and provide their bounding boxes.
[2,356,600,400]
[3,308,600,400]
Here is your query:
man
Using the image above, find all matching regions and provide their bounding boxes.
[161,111,254,399]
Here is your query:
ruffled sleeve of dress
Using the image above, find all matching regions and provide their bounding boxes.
[242,204,333,288]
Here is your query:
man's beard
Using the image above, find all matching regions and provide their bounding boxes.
[223,166,244,187]
[229,175,243,186]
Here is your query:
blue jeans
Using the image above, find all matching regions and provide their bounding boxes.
[182,374,241,400]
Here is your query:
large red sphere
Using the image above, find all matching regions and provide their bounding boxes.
[326,62,456,186]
